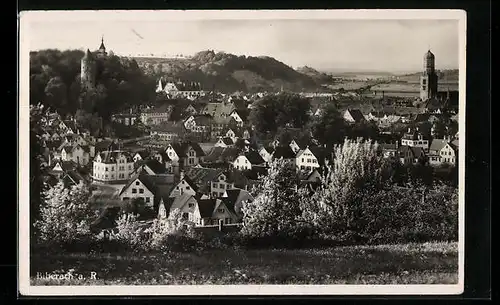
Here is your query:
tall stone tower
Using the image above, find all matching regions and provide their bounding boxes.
[420,50,439,101]
[80,49,96,90]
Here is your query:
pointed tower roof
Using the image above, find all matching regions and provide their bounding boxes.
[99,36,106,51]
[425,49,435,59]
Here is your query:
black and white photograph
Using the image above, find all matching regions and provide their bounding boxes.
[18,10,466,296]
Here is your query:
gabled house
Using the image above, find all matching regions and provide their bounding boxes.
[401,128,429,153]
[233,150,266,171]
[214,137,235,148]
[271,146,296,161]
[210,169,250,197]
[60,143,91,166]
[133,150,150,163]
[343,109,366,124]
[165,141,206,173]
[397,145,427,165]
[133,158,170,176]
[119,172,157,207]
[161,193,199,221]
[428,139,458,166]
[229,109,250,127]
[295,146,329,173]
[202,146,241,167]
[258,146,274,164]
[183,166,224,197]
[221,188,254,221]
[169,171,198,198]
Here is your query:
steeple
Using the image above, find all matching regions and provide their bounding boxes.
[99,35,106,51]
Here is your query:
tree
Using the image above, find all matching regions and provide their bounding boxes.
[311,103,348,148]
[310,138,390,237]
[241,159,311,240]
[35,181,97,244]
[44,76,68,110]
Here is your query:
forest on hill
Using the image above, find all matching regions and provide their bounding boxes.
[135,50,325,93]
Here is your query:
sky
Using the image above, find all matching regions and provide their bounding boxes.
[24,11,461,73]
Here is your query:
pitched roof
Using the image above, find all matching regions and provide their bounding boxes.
[222,188,253,215]
[97,150,133,163]
[221,137,234,145]
[232,109,250,122]
[140,159,168,175]
[170,193,197,211]
[119,172,157,196]
[185,167,224,194]
[429,139,448,153]
[142,104,171,114]
[170,141,206,157]
[242,150,265,165]
[204,147,240,163]
[197,199,218,218]
[345,109,366,122]
[192,114,213,126]
[203,102,235,120]
[272,146,296,159]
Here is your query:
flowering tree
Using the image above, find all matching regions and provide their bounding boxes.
[240,159,312,240]
[36,181,97,244]
[309,138,389,237]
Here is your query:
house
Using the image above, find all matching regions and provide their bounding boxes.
[343,109,366,124]
[258,146,274,164]
[184,166,225,197]
[169,171,197,198]
[271,146,296,161]
[289,138,315,154]
[92,150,135,183]
[210,169,250,198]
[165,141,206,173]
[133,150,150,163]
[133,159,170,176]
[229,109,250,127]
[214,137,235,148]
[119,172,157,207]
[59,143,91,166]
[233,150,266,171]
[140,104,171,126]
[379,142,399,158]
[295,146,329,172]
[111,110,139,126]
[149,122,187,143]
[401,128,430,153]
[397,145,427,165]
[221,188,254,221]
[183,114,213,134]
[202,146,241,167]
[428,138,458,166]
[49,160,79,179]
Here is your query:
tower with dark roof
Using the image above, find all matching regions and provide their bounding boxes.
[420,50,439,101]
[96,36,107,58]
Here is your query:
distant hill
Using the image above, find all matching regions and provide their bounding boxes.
[295,66,335,84]
[134,50,322,93]
[395,69,459,83]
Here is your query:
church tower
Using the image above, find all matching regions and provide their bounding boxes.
[96,36,107,58]
[80,49,96,89]
[420,50,439,101]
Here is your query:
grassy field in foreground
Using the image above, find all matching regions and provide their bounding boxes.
[30,242,458,285]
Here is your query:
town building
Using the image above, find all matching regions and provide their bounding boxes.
[92,150,135,183]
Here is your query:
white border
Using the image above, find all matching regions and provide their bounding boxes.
[18,9,467,296]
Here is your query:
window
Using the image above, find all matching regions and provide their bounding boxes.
[422,79,427,84]
[307,159,311,163]
[176,186,179,190]
[422,85,426,90]
[145,197,150,203]
[128,165,132,170]
[301,166,305,170]
[181,180,185,185]
[212,192,218,197]
[218,208,224,213]
[186,186,190,190]
[189,158,194,164]
[219,175,225,181]
[221,184,225,189]
[302,158,304,162]
[139,189,144,194]
[188,203,195,208]
[136,181,140,186]
[245,159,248,164]
[105,174,108,178]
[111,174,115,179]
[111,166,115,171]
[132,188,137,193]
[105,167,108,171]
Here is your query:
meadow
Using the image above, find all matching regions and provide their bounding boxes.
[30,241,458,285]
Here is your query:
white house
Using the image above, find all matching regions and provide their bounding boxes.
[119,173,156,207]
[233,151,265,171]
[169,171,197,198]
[295,147,321,172]
[92,150,135,183]
[214,137,234,148]
[211,171,235,198]
[258,147,274,164]
[429,139,457,166]
[401,128,429,153]
[229,110,247,127]
[60,144,90,166]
